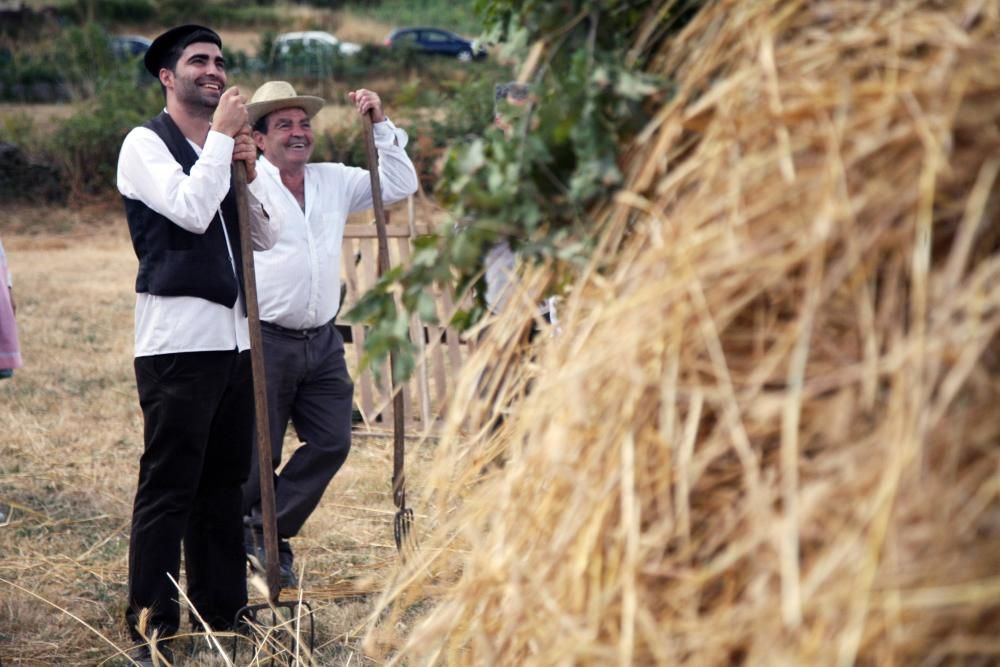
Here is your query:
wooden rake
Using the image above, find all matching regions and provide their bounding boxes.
[361,111,416,558]
[231,161,315,663]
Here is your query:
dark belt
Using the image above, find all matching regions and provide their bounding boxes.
[260,319,332,338]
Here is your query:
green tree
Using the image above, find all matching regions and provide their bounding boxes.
[346,0,703,377]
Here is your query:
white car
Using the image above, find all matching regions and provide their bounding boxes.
[272,31,362,58]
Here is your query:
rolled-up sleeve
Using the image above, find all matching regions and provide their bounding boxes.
[246,178,282,250]
[346,117,419,212]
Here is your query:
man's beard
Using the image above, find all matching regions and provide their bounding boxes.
[174,74,222,119]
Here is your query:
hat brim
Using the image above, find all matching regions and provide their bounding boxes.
[248,96,326,126]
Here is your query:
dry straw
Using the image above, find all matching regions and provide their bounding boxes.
[363,0,1000,664]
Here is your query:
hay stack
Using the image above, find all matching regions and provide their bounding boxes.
[366,1,1000,664]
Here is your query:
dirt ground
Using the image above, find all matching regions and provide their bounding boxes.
[0,206,439,665]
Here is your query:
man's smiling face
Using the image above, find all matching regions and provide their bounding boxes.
[166,42,227,112]
[253,108,314,171]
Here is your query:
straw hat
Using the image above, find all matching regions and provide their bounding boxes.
[247,81,325,126]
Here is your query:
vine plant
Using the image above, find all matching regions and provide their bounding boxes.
[345,0,704,380]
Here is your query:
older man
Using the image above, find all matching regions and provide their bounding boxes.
[117,24,282,663]
[242,81,418,586]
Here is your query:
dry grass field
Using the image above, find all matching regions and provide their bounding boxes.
[0,205,429,665]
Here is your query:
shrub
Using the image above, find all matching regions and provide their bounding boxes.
[0,115,65,204]
[257,30,276,63]
[98,0,157,22]
[313,125,366,170]
[53,75,162,197]
[158,0,281,27]
[0,142,65,204]
[55,23,119,98]
[0,23,144,102]
[0,50,70,103]
[58,0,157,24]
[265,40,443,85]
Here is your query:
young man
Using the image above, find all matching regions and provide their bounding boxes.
[116,24,282,663]
[241,81,418,586]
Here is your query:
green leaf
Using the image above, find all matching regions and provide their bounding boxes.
[416,291,440,324]
[456,139,486,174]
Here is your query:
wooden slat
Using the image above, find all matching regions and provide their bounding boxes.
[362,231,393,426]
[406,194,434,425]
[394,236,415,421]
[342,237,375,424]
[343,223,433,239]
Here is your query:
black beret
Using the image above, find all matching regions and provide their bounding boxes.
[143,24,222,78]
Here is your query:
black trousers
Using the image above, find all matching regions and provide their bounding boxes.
[126,350,253,641]
[242,321,353,539]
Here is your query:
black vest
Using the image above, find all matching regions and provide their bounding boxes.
[122,112,245,309]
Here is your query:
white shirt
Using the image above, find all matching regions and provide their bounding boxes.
[252,119,418,330]
[117,123,283,357]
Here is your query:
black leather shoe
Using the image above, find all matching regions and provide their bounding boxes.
[245,529,299,589]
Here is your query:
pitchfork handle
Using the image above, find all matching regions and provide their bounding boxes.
[362,112,407,510]
[233,161,282,604]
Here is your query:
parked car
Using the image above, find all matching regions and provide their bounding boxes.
[384,27,486,62]
[272,31,362,61]
[110,35,151,60]
[270,31,362,78]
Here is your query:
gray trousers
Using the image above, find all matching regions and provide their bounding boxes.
[242,321,354,538]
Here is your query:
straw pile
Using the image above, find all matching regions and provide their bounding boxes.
[364,1,1000,664]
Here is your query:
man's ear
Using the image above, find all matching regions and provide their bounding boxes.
[158,68,173,90]
[252,130,267,152]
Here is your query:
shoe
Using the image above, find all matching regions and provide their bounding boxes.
[245,528,299,589]
[129,643,174,667]
[277,541,299,589]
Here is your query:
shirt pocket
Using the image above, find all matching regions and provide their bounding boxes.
[316,212,344,256]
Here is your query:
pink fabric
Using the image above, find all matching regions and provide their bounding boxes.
[0,248,22,370]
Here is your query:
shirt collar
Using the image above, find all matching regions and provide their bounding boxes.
[258,155,280,176]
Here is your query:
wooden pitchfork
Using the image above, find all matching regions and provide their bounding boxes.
[231,161,314,662]
[362,111,415,557]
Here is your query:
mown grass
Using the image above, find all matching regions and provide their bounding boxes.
[0,208,435,665]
